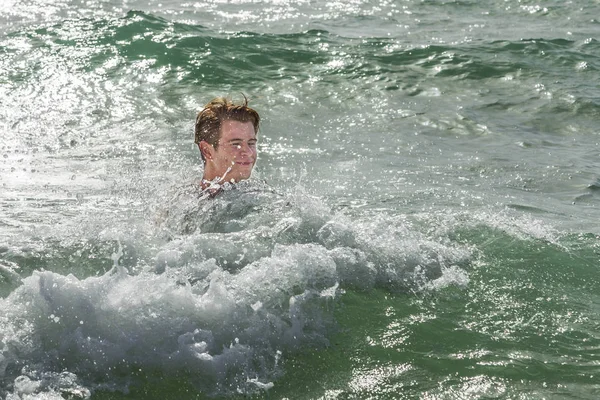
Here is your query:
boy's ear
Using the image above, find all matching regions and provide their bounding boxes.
[199,141,213,161]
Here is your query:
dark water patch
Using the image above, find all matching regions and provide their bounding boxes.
[420,0,479,7]
[499,38,575,51]
[360,38,592,85]
[451,224,599,292]
[586,178,600,191]
[0,238,143,289]
[573,179,600,205]
[505,203,552,215]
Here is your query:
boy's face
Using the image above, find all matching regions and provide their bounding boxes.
[201,120,257,182]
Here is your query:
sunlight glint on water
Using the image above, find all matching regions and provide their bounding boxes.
[1,0,600,398]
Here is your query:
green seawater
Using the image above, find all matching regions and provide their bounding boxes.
[1,0,600,399]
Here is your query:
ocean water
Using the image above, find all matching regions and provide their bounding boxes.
[1,0,600,398]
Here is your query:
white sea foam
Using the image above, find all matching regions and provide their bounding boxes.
[0,184,472,397]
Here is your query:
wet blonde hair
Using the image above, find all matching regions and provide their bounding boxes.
[194,95,260,162]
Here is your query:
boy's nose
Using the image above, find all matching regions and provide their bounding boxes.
[239,143,251,154]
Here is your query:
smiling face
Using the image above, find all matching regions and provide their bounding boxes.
[200,120,257,184]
